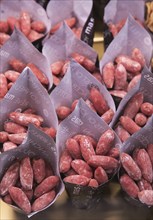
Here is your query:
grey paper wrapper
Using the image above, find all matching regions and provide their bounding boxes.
[0,28,53,89]
[46,0,93,29]
[56,99,122,209]
[0,67,58,132]
[42,22,97,65]
[110,66,153,130]
[100,15,153,71]
[118,116,153,207]
[104,0,145,24]
[0,124,65,218]
[50,59,116,121]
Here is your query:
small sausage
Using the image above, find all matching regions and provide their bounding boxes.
[20,157,33,190]
[120,116,141,134]
[89,87,109,115]
[9,112,42,127]
[134,149,153,183]
[32,158,46,184]
[96,129,115,155]
[8,133,27,144]
[51,61,64,76]
[101,108,114,124]
[3,141,17,151]
[102,62,115,89]
[59,149,72,173]
[140,102,153,116]
[27,30,44,42]
[32,190,56,212]
[63,175,90,186]
[7,17,20,31]
[127,74,141,92]
[0,21,9,33]
[115,55,142,73]
[27,63,49,85]
[115,124,130,142]
[147,144,153,166]
[131,48,146,68]
[34,176,59,198]
[0,131,8,143]
[134,113,147,127]
[71,159,93,178]
[110,90,127,99]
[120,152,142,181]
[4,70,20,82]
[123,92,144,119]
[120,174,139,198]
[71,53,85,65]
[83,58,96,72]
[20,11,31,36]
[31,21,46,33]
[66,138,82,159]
[0,74,8,98]
[0,33,10,45]
[79,135,95,162]
[0,162,19,196]
[9,58,26,72]
[4,121,27,134]
[114,63,127,90]
[138,178,152,191]
[9,186,31,214]
[88,155,119,170]
[88,179,99,188]
[56,106,71,120]
[138,190,153,206]
[94,166,108,184]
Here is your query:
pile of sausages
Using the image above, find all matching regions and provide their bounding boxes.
[0,11,46,46]
[60,130,119,187]
[0,108,56,152]
[0,157,60,214]
[120,144,153,206]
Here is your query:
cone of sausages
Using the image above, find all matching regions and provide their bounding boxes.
[110,66,153,143]
[56,98,121,209]
[0,0,51,49]
[42,22,98,88]
[119,116,153,207]
[100,15,153,106]
[103,0,145,49]
[50,59,116,124]
[46,0,95,45]
[0,124,65,217]
[0,28,53,96]
[0,67,58,153]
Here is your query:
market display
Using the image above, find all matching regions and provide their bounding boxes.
[0,0,153,218]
